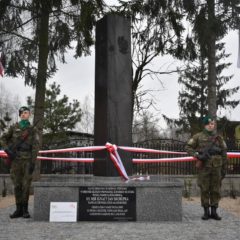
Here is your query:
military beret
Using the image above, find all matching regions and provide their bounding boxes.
[202,115,214,125]
[19,106,30,116]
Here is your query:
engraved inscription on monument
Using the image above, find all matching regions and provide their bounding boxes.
[79,186,136,221]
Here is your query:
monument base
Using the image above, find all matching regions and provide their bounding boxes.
[33,175,183,221]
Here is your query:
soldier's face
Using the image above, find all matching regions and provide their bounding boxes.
[20,110,30,120]
[205,121,216,132]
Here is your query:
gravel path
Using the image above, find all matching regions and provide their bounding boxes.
[0,201,239,240]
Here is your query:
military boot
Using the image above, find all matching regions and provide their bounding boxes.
[210,206,221,220]
[201,207,210,220]
[22,203,30,218]
[10,203,23,218]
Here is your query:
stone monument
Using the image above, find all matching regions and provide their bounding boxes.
[94,14,133,176]
[33,14,183,222]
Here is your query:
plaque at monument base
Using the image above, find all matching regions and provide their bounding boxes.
[79,186,136,221]
[33,175,183,222]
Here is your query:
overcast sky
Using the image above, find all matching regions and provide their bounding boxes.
[1,1,240,127]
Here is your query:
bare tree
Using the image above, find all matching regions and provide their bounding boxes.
[115,1,185,116]
[132,110,163,143]
[0,83,21,134]
[76,95,94,134]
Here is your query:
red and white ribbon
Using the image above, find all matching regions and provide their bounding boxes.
[119,146,187,155]
[105,142,129,181]
[37,156,94,163]
[133,156,195,163]
[1,146,240,177]
[131,176,150,181]
[227,152,240,158]
[39,146,105,154]
[1,148,240,162]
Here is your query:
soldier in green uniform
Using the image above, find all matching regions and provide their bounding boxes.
[186,116,227,220]
[0,106,39,218]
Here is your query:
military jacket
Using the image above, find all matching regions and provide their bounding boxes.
[0,122,39,161]
[186,130,227,169]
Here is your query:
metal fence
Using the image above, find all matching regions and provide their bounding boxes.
[1,140,240,175]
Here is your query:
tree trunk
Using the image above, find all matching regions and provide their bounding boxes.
[33,2,50,179]
[207,0,217,118]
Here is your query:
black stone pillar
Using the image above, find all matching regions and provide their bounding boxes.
[93,14,132,177]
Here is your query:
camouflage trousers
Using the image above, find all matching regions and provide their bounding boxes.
[197,166,222,208]
[10,155,33,205]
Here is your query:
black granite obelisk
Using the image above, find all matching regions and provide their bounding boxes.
[93,14,132,176]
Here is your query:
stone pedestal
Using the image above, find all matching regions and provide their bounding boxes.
[33,175,183,221]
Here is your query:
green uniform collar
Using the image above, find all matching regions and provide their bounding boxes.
[203,128,215,136]
[19,120,30,129]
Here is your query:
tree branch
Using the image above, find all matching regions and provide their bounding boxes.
[0,29,34,43]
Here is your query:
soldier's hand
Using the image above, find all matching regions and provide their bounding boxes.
[195,159,203,169]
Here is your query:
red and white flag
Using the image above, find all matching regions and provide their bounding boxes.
[0,58,4,77]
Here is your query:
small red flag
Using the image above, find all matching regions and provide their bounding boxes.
[0,56,4,77]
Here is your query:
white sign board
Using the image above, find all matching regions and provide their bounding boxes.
[49,202,77,222]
